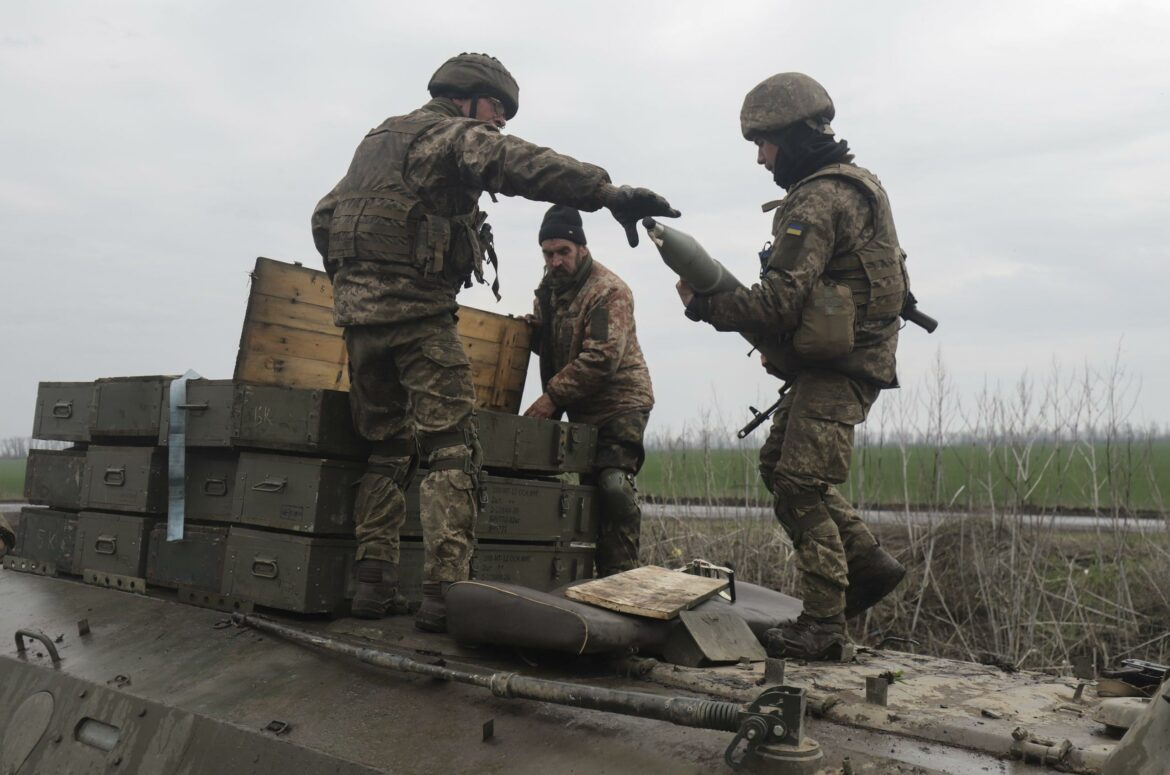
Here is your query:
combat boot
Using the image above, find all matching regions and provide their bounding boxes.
[762,613,847,660]
[844,544,906,619]
[415,581,453,633]
[351,559,410,620]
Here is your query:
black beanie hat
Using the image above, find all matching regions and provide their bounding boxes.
[538,205,587,245]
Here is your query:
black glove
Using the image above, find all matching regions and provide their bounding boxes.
[605,185,680,247]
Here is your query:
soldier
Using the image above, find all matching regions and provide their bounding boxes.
[677,73,908,660]
[0,513,14,559]
[524,206,654,576]
[311,53,678,632]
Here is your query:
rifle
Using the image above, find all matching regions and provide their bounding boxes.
[737,382,792,439]
[901,291,938,333]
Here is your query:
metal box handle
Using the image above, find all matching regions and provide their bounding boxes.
[95,535,118,555]
[203,478,228,497]
[52,400,73,418]
[251,478,287,493]
[103,467,126,487]
[177,402,209,411]
[553,424,567,465]
[251,556,279,579]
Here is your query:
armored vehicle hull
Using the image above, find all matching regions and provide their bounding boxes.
[0,567,1126,774]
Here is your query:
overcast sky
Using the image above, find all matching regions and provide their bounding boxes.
[2,0,1168,443]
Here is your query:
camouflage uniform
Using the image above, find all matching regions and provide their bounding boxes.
[688,164,906,619]
[532,257,654,575]
[312,98,614,585]
[0,513,13,557]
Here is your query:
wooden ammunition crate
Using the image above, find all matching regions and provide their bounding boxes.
[233,257,531,413]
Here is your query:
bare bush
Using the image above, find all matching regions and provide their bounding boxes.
[640,354,1170,668]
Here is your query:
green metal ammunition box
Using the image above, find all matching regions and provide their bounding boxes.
[32,382,94,442]
[147,522,228,592]
[91,375,172,439]
[223,527,353,614]
[185,450,238,522]
[396,541,595,602]
[83,446,167,514]
[470,542,595,590]
[476,411,598,474]
[233,453,362,534]
[402,472,598,543]
[76,511,156,578]
[160,381,366,458]
[23,448,87,510]
[13,506,80,575]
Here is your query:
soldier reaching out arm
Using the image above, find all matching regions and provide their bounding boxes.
[311,53,678,631]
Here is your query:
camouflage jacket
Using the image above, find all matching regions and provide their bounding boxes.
[533,257,654,426]
[0,512,13,552]
[692,163,903,387]
[312,99,614,326]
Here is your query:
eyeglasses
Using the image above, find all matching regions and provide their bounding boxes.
[485,97,506,117]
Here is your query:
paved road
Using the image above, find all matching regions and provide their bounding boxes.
[5,501,1164,533]
[644,502,1168,533]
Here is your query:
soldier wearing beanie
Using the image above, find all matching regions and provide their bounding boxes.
[526,206,654,576]
[312,53,679,631]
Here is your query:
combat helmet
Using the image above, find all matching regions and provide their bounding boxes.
[740,72,834,141]
[428,53,519,119]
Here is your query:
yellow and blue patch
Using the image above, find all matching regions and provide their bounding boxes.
[784,221,805,237]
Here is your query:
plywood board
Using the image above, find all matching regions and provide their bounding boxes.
[563,566,729,620]
[233,257,532,412]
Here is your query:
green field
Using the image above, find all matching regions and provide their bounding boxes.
[639,440,1170,514]
[2,440,1166,513]
[0,458,25,501]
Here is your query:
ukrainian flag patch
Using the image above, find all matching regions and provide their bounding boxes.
[785,222,805,237]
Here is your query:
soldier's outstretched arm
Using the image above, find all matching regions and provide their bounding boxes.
[439,124,679,246]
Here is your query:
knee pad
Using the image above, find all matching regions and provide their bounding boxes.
[366,454,418,489]
[598,467,639,519]
[772,487,831,546]
[418,422,482,475]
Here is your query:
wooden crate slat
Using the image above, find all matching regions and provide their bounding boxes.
[563,566,729,620]
[235,257,531,413]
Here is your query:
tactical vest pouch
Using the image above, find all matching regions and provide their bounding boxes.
[415,214,452,276]
[446,212,486,288]
[793,279,855,360]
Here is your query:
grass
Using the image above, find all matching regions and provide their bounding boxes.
[638,441,1170,514]
[0,459,25,501]
[640,511,1170,669]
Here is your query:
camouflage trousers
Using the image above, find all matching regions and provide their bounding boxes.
[345,315,479,584]
[759,370,881,618]
[590,410,650,576]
